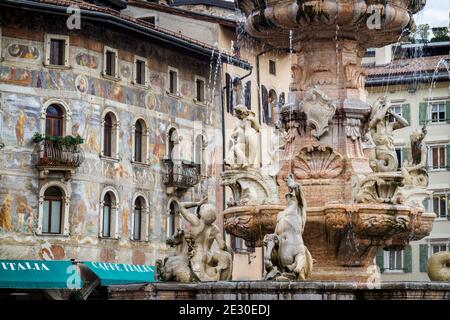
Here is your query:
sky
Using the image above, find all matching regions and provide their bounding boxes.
[414,0,449,28]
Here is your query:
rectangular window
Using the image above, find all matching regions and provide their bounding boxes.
[390,104,403,120]
[430,102,446,123]
[196,78,205,102]
[42,200,62,234]
[169,69,178,94]
[432,194,448,218]
[134,209,141,241]
[431,243,448,255]
[135,59,146,85]
[105,50,116,77]
[49,39,65,66]
[269,60,276,75]
[388,250,403,271]
[429,145,446,169]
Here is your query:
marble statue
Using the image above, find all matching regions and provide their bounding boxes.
[368,96,408,172]
[224,104,260,169]
[263,174,313,280]
[263,121,288,177]
[156,228,198,283]
[402,126,428,187]
[427,252,450,282]
[157,197,233,282]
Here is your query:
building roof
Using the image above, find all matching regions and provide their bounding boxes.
[0,0,250,69]
[128,0,237,27]
[364,54,450,86]
[170,0,235,10]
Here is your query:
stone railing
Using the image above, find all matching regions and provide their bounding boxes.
[163,159,201,189]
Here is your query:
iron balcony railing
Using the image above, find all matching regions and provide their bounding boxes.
[163,159,201,189]
[37,140,85,168]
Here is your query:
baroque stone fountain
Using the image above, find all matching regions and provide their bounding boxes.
[223,0,435,282]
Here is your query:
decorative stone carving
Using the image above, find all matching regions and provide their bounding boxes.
[402,126,429,188]
[157,198,233,282]
[293,144,344,179]
[368,96,408,172]
[352,173,405,204]
[263,174,313,281]
[221,168,279,206]
[344,118,362,141]
[300,86,336,139]
[427,252,450,282]
[224,105,260,169]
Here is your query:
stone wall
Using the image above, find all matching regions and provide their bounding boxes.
[108,281,450,300]
[0,9,223,264]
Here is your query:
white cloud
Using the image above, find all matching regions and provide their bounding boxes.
[414,0,449,28]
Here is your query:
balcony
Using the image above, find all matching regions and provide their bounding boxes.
[34,134,85,179]
[163,159,201,191]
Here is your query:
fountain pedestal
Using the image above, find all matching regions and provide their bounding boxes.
[223,0,434,282]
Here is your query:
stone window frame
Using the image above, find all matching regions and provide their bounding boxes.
[131,116,150,165]
[100,107,121,161]
[428,239,450,257]
[427,143,447,171]
[130,192,150,242]
[132,55,149,87]
[383,249,404,273]
[428,101,446,124]
[98,186,120,239]
[167,66,180,97]
[37,181,71,236]
[40,99,72,136]
[194,75,207,104]
[44,33,70,68]
[429,191,449,220]
[102,46,120,80]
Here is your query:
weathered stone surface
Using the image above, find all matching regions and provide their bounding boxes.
[108,281,450,300]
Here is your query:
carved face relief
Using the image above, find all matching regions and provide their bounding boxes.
[301,87,336,139]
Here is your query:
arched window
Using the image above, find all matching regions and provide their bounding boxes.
[268,89,277,125]
[102,111,119,159]
[104,113,113,157]
[225,73,233,114]
[45,104,63,137]
[133,197,144,241]
[261,85,269,124]
[99,187,119,239]
[134,120,143,163]
[244,81,251,109]
[42,186,63,234]
[102,192,113,238]
[168,128,179,160]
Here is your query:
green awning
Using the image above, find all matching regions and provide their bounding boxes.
[83,262,156,286]
[0,260,82,289]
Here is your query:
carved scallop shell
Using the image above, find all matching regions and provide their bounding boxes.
[293,145,344,179]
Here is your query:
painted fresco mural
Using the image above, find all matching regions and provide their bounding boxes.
[0,20,223,265]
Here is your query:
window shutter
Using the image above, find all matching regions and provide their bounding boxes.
[446,100,450,124]
[376,249,384,273]
[419,102,428,125]
[403,245,412,273]
[446,144,450,171]
[402,104,411,125]
[447,193,450,220]
[419,244,429,272]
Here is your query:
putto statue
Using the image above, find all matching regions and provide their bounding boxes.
[224,104,260,169]
[157,197,233,282]
[402,126,428,187]
[263,174,313,281]
[368,96,408,172]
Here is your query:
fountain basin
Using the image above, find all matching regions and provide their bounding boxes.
[223,202,435,281]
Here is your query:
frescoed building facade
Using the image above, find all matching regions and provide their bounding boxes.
[0,0,249,269]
